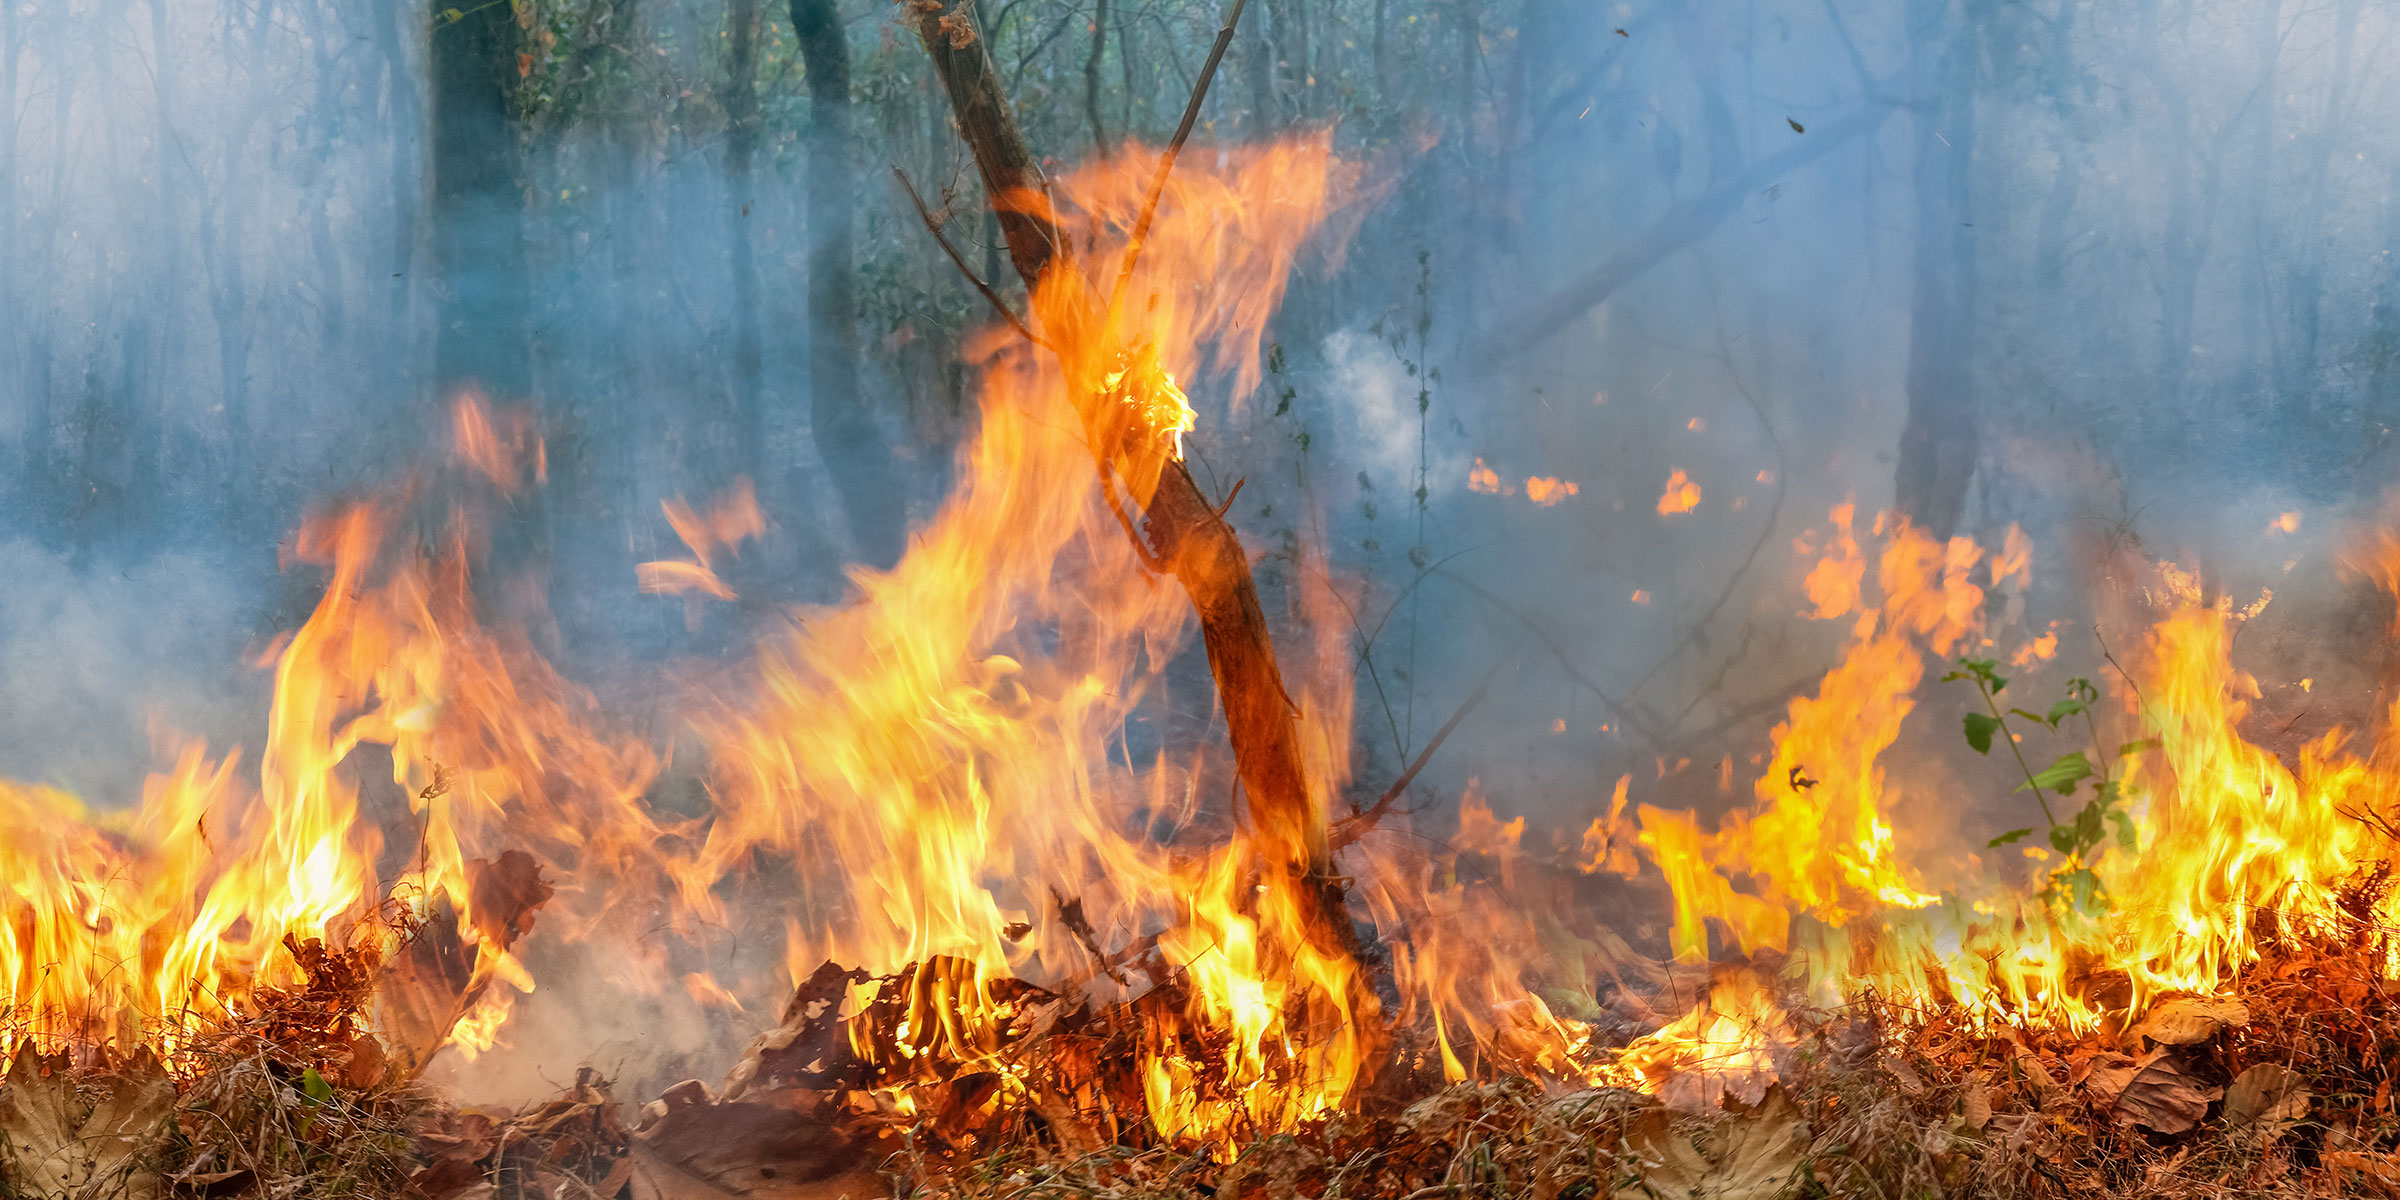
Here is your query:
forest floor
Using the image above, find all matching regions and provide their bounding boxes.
[2,923,2393,1198]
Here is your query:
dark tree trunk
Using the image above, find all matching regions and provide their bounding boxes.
[1084,0,1109,151]
[1891,0,1979,540]
[725,0,765,483]
[791,0,907,567]
[430,3,530,400]
[2286,0,2359,401]
[374,0,418,356]
[1,0,22,511]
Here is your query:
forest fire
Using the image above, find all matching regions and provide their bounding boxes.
[7,13,2400,1199]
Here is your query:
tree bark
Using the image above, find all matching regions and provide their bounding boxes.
[791,0,908,568]
[904,4,1339,919]
[1891,0,1979,540]
[2285,0,2358,401]
[726,0,765,482]
[430,2,531,399]
[1083,0,1109,151]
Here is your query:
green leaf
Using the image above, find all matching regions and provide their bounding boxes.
[2049,825,2076,853]
[2009,707,2051,726]
[2045,697,2088,726]
[2066,677,2099,703]
[301,1066,333,1105]
[1988,827,2035,847]
[2019,751,2094,795]
[2104,808,2136,849]
[2119,738,2161,757]
[2073,800,2106,849]
[1963,712,2003,755]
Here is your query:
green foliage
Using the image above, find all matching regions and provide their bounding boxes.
[1946,664,2147,920]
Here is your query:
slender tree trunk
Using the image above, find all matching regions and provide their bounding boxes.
[2139,0,2211,403]
[725,0,765,483]
[1371,0,1389,105]
[374,0,419,369]
[22,32,74,530]
[904,4,1346,943]
[141,0,187,503]
[430,3,530,400]
[2286,0,2358,401]
[1084,0,1109,151]
[792,0,907,567]
[2235,0,2279,402]
[2366,161,2400,461]
[1891,0,1979,539]
[1,0,23,510]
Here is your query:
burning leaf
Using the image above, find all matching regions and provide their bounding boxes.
[0,1047,175,1200]
[2223,1063,2307,1147]
[2128,995,2249,1046]
[1619,1086,1806,1200]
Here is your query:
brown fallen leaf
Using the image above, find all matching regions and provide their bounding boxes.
[1957,1073,1992,1134]
[2326,1149,2400,1196]
[2223,1063,2308,1147]
[1618,1086,1806,1200]
[2127,995,2249,1046]
[0,1046,176,1200]
[2096,1048,2219,1134]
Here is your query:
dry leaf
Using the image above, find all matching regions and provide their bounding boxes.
[2327,1149,2400,1195]
[2104,1049,2220,1135]
[2127,995,2249,1046]
[1958,1073,1992,1134]
[2224,1063,2308,1147]
[1618,1087,1806,1200]
[0,1046,175,1200]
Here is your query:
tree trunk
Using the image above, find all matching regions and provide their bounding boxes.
[374,0,418,360]
[430,3,531,400]
[725,0,765,483]
[791,0,907,568]
[1,0,22,509]
[1891,0,1979,540]
[904,3,1342,931]
[1083,0,1109,151]
[2285,0,2358,402]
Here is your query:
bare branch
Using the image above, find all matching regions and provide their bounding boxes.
[1106,0,1250,318]
[1331,656,1508,850]
[891,165,1044,347]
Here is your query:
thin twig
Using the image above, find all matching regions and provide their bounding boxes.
[1332,655,1510,850]
[891,165,1044,346]
[1106,0,1250,318]
[1212,476,1245,517]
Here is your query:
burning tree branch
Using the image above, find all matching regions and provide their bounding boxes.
[903,0,1348,949]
